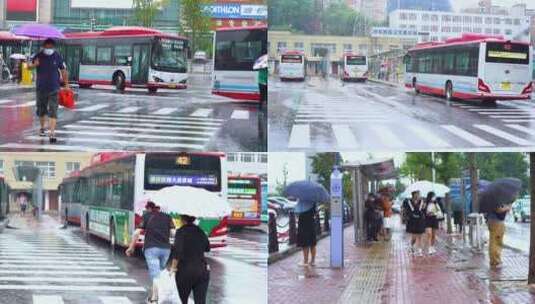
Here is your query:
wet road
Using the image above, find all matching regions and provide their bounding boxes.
[0,73,266,152]
[269,76,535,151]
[0,216,267,304]
[504,215,530,254]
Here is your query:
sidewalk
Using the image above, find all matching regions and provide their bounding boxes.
[269,222,534,304]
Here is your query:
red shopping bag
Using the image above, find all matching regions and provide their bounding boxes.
[58,88,75,109]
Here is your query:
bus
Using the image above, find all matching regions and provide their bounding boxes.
[261,181,268,222]
[212,25,267,102]
[404,33,533,102]
[279,50,306,81]
[0,175,9,222]
[341,53,368,82]
[227,175,262,226]
[60,152,229,248]
[62,26,189,93]
[59,170,84,225]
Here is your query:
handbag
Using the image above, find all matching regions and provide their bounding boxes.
[58,88,75,109]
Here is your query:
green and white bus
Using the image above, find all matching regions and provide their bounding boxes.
[60,152,228,248]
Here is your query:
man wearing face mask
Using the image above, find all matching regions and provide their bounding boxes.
[27,38,68,143]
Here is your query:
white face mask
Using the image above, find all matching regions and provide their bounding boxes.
[43,48,54,56]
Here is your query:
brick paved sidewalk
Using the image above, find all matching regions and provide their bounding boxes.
[269,221,535,304]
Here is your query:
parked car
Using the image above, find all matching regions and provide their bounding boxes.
[513,197,530,222]
[193,51,208,63]
[268,196,297,214]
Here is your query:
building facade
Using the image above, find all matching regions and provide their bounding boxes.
[386,0,452,13]
[389,8,531,42]
[1,0,53,30]
[0,152,91,212]
[226,152,268,178]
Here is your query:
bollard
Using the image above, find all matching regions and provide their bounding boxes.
[324,208,330,232]
[467,213,484,251]
[268,212,279,253]
[288,210,297,245]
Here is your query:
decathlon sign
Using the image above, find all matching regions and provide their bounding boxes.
[204,4,267,20]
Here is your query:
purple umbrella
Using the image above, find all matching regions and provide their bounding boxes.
[11,24,64,39]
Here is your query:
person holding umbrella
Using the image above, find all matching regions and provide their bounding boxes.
[424,192,445,255]
[169,214,210,304]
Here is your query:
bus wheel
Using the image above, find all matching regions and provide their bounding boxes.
[79,84,92,89]
[109,220,116,250]
[412,78,419,94]
[445,82,453,101]
[148,87,158,94]
[113,73,126,92]
[64,208,69,226]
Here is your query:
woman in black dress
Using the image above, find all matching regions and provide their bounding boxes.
[297,206,317,266]
[424,192,444,255]
[404,191,426,256]
[169,215,210,304]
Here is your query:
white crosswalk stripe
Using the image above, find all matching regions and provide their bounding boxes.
[209,237,267,267]
[75,104,110,112]
[369,125,405,148]
[117,106,142,113]
[33,295,64,304]
[441,125,495,147]
[332,125,358,149]
[288,124,310,148]
[151,107,178,115]
[230,110,250,120]
[473,124,533,146]
[190,108,213,117]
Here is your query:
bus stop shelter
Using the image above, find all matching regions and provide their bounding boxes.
[342,158,398,244]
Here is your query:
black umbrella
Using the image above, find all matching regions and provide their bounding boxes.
[479,178,522,213]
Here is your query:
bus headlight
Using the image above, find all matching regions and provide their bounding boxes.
[152,76,164,83]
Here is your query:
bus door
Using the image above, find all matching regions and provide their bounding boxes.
[132,44,150,84]
[64,45,81,82]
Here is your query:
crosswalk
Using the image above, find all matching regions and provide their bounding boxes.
[209,236,267,267]
[0,231,145,304]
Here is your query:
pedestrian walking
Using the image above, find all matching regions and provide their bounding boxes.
[379,192,394,241]
[403,191,426,256]
[169,215,210,304]
[297,205,318,266]
[424,192,445,255]
[27,38,69,143]
[486,204,511,268]
[126,202,176,304]
[19,195,28,216]
[365,193,379,241]
[258,66,267,107]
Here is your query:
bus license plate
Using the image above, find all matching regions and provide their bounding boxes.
[168,84,177,88]
[501,82,511,91]
[232,211,244,218]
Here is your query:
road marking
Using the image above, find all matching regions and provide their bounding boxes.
[92,116,221,127]
[467,108,534,112]
[332,125,358,149]
[117,106,142,113]
[288,124,310,148]
[473,124,533,146]
[506,124,535,135]
[0,143,105,151]
[33,295,64,304]
[24,136,206,150]
[0,270,127,276]
[0,265,120,270]
[64,124,214,136]
[230,110,250,120]
[75,104,110,112]
[151,107,177,115]
[0,277,136,283]
[0,285,145,292]
[295,114,385,119]
[369,125,405,148]
[101,112,224,122]
[190,108,213,117]
[0,260,113,265]
[0,99,13,104]
[407,125,451,148]
[489,115,535,119]
[53,130,211,142]
[75,120,219,130]
[502,119,535,123]
[294,119,385,123]
[99,297,134,304]
[441,125,494,147]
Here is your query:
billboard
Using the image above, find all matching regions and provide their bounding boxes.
[6,0,37,21]
[204,4,267,20]
[71,0,133,9]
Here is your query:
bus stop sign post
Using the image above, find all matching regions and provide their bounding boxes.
[330,166,344,268]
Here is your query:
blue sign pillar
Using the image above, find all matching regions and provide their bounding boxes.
[330,166,344,268]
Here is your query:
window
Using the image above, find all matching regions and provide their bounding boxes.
[114,45,131,66]
[227,152,238,162]
[66,162,80,175]
[505,29,512,35]
[400,13,407,20]
[409,24,417,29]
[442,15,451,22]
[343,44,352,52]
[431,15,438,21]
[96,47,112,65]
[486,42,529,65]
[485,17,492,24]
[294,42,304,51]
[422,14,429,21]
[505,18,512,25]
[453,27,462,33]
[431,25,439,32]
[277,42,287,53]
[409,13,417,20]
[473,28,482,33]
[452,16,462,23]
[240,153,254,163]
[463,27,471,32]
[485,28,492,34]
[442,27,450,33]
[421,25,429,31]
[494,18,501,25]
[82,45,96,64]
[514,19,520,25]
[14,161,56,179]
[475,17,483,24]
[214,29,266,71]
[494,29,501,34]
[259,154,268,163]
[0,159,3,175]
[463,16,472,23]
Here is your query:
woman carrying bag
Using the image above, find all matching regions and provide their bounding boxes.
[424,192,445,255]
[169,215,210,304]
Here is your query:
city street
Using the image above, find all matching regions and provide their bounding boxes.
[269,77,535,151]
[0,73,266,152]
[0,215,267,304]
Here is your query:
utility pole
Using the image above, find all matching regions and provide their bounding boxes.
[528,153,535,284]
[469,153,479,213]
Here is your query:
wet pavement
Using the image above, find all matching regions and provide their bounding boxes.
[0,214,267,304]
[0,73,266,152]
[269,76,535,151]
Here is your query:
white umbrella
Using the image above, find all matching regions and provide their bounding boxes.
[253,54,268,70]
[401,181,450,199]
[9,53,26,60]
[146,186,231,218]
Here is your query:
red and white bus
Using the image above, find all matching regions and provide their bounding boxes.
[62,27,189,93]
[212,25,267,102]
[227,174,262,226]
[341,53,368,82]
[404,33,533,103]
[279,50,305,81]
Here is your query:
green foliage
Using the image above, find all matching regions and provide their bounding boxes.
[133,0,169,27]
[321,2,374,36]
[274,163,289,196]
[268,0,316,33]
[400,153,463,185]
[180,0,213,54]
[474,153,529,195]
[309,153,352,202]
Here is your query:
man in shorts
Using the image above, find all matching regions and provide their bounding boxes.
[27,38,69,143]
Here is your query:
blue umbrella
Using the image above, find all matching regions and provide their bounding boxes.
[11,24,65,39]
[283,180,330,213]
[479,178,522,213]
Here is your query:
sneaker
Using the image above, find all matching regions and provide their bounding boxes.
[39,128,47,137]
[415,248,424,257]
[49,136,57,144]
[428,246,436,255]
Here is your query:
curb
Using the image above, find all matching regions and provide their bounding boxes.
[0,218,9,233]
[367,78,403,88]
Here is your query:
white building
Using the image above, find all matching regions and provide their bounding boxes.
[226,152,268,177]
[389,8,531,42]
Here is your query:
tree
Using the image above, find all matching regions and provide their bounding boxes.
[321,2,373,36]
[400,152,463,185]
[474,153,529,195]
[309,153,352,202]
[274,163,289,195]
[268,0,316,33]
[529,153,535,284]
[133,0,168,27]
[180,0,213,56]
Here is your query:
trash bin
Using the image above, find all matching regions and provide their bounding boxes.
[467,213,485,250]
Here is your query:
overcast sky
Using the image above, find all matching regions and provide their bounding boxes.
[452,0,535,11]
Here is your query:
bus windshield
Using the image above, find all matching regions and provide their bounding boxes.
[346,56,366,65]
[486,42,529,65]
[144,154,221,192]
[215,29,267,71]
[151,38,187,73]
[281,55,302,64]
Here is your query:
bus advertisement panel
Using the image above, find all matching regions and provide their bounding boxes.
[227,175,262,226]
